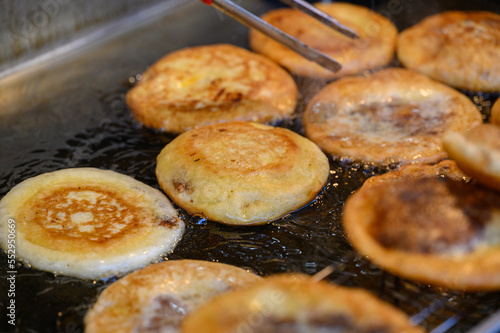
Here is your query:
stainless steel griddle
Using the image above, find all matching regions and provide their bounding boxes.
[1,0,499,332]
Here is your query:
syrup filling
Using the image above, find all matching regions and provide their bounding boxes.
[252,314,390,333]
[134,294,189,333]
[369,177,500,254]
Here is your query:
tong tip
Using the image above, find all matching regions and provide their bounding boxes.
[315,54,342,73]
[338,26,360,39]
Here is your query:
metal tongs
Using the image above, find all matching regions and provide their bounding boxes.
[200,0,359,72]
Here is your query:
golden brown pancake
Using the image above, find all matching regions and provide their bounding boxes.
[443,124,500,191]
[398,11,500,92]
[126,44,297,133]
[181,274,424,333]
[85,260,261,333]
[155,121,330,225]
[0,168,184,279]
[343,161,500,291]
[249,2,398,79]
[492,98,500,126]
[302,68,482,165]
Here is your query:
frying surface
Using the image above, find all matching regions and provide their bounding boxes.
[1,0,499,332]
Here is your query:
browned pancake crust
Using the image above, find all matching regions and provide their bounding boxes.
[23,185,160,251]
[181,274,424,333]
[303,68,482,165]
[398,11,500,92]
[492,98,500,126]
[0,168,184,279]
[85,260,261,333]
[443,124,500,191]
[249,2,398,79]
[343,161,500,291]
[126,44,297,133]
[155,122,330,225]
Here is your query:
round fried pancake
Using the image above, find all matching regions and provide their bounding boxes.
[397,11,500,92]
[181,274,424,333]
[343,162,500,291]
[363,160,470,190]
[126,44,297,133]
[443,124,500,191]
[155,121,329,225]
[84,259,261,333]
[303,68,482,165]
[249,2,398,79]
[492,98,500,126]
[0,168,184,279]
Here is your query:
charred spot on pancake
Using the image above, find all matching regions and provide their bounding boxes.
[159,216,180,228]
[368,177,498,254]
[172,180,194,194]
[224,91,243,103]
[213,87,225,101]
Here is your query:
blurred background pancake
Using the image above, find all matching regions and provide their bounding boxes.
[249,2,398,79]
[398,11,500,92]
[126,44,297,133]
